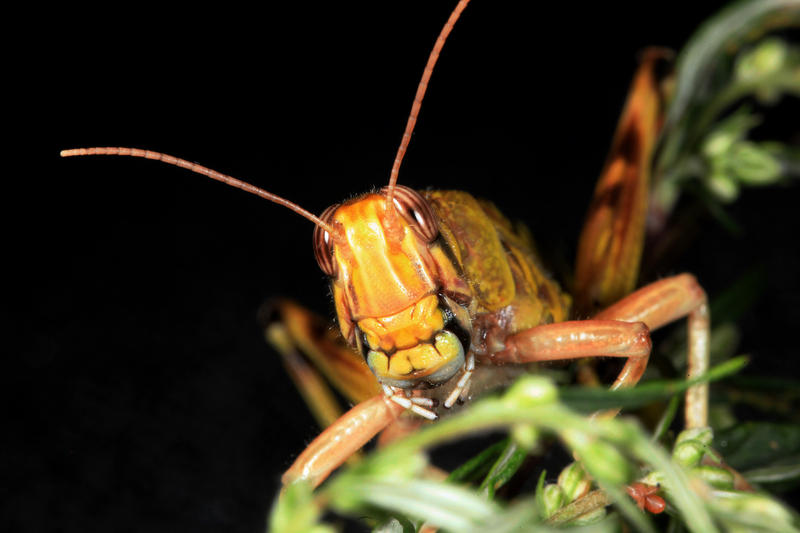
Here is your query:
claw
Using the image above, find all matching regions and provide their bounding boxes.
[385,385,438,420]
[444,352,475,408]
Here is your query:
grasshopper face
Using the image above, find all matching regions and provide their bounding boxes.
[314,187,468,388]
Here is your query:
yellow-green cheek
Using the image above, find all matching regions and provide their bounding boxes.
[367,350,389,376]
[434,330,463,364]
[366,330,466,388]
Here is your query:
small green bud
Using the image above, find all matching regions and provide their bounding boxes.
[574,440,632,486]
[729,142,782,185]
[739,496,794,523]
[707,172,740,202]
[692,465,734,489]
[716,491,794,523]
[702,107,759,159]
[675,427,713,447]
[673,440,707,467]
[365,451,428,483]
[511,423,540,451]
[504,376,558,408]
[558,462,591,502]
[736,38,788,83]
[704,129,738,158]
[542,484,566,518]
[571,507,608,526]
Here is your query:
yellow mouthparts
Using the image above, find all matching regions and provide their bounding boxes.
[367,330,465,386]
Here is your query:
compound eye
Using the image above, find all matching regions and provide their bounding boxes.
[381,185,438,242]
[313,204,339,277]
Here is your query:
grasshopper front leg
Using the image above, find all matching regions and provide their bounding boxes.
[494,273,709,428]
[593,273,709,429]
[281,394,406,487]
[264,300,429,488]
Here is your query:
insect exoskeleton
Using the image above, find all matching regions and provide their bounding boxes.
[61,0,712,494]
[312,185,472,391]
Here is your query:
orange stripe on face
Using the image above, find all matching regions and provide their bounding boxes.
[358,294,444,352]
[332,194,438,319]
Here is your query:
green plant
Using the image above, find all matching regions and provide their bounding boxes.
[270,1,800,530]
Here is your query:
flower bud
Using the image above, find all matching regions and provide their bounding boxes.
[704,129,737,158]
[736,38,788,83]
[504,376,558,408]
[675,427,713,447]
[692,465,734,489]
[729,142,781,185]
[673,440,707,467]
[571,438,632,486]
[558,462,592,502]
[701,109,758,159]
[541,483,565,518]
[716,491,794,524]
[708,173,740,202]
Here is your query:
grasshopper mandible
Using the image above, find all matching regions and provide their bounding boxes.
[61,0,710,495]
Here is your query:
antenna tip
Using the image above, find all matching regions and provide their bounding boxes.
[60,149,76,157]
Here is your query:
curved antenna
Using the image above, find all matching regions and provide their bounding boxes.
[387,0,471,202]
[60,147,336,234]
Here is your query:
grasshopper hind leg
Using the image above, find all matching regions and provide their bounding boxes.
[259,299,381,429]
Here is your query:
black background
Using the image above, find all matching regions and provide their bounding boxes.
[9,1,800,531]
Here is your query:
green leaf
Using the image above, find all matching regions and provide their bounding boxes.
[664,0,800,140]
[742,459,800,484]
[715,422,800,471]
[448,438,509,484]
[478,440,528,499]
[652,0,800,223]
[560,356,748,412]
[332,479,499,531]
[652,394,682,442]
[465,497,620,533]
[710,490,800,533]
[269,481,333,533]
[534,470,549,519]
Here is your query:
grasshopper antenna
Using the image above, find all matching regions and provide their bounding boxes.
[387,0,470,203]
[60,147,336,235]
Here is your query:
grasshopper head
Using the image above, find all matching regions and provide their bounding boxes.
[314,186,469,388]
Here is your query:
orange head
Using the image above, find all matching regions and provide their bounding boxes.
[313,186,469,388]
[60,1,474,391]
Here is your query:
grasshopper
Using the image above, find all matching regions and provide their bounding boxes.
[61,0,709,502]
